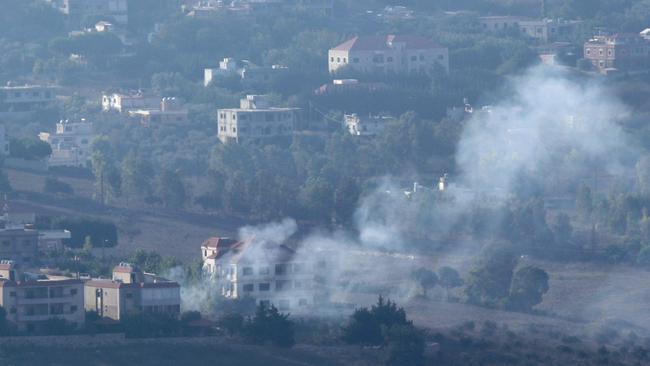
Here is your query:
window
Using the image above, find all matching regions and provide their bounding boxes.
[438,55,444,60]
[336,57,340,62]
[387,56,393,62]
[265,114,275,122]
[299,299,308,306]
[126,293,133,299]
[419,54,425,61]
[372,54,384,63]
[275,280,290,291]
[294,280,302,289]
[260,300,270,307]
[259,267,270,275]
[242,267,253,276]
[71,305,78,313]
[10,307,16,314]
[410,55,417,62]
[343,58,347,63]
[330,57,334,62]
[586,49,591,55]
[243,284,254,292]
[71,289,78,295]
[259,283,270,291]
[275,264,288,275]
[293,263,304,273]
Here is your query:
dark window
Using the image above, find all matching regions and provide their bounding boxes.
[259,283,270,291]
[243,284,254,292]
[71,289,78,295]
[242,267,253,276]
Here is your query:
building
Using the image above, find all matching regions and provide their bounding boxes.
[217,95,301,144]
[0,261,85,333]
[201,237,322,311]
[328,35,449,75]
[518,18,582,43]
[478,15,526,32]
[48,0,129,26]
[0,84,56,119]
[584,33,650,73]
[102,92,160,113]
[314,79,388,95]
[204,58,288,88]
[39,119,94,168]
[0,225,39,266]
[344,113,394,136]
[38,230,72,252]
[128,97,189,126]
[84,263,181,321]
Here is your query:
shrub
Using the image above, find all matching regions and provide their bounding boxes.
[243,304,294,348]
[342,296,410,346]
[43,177,74,195]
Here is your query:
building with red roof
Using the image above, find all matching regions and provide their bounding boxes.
[584,33,650,74]
[328,34,449,75]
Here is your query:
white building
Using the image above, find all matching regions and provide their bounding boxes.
[201,237,323,311]
[344,113,393,136]
[328,34,449,75]
[0,84,56,119]
[217,95,300,144]
[39,119,94,168]
[128,97,189,126]
[101,92,159,113]
[204,58,288,87]
[479,16,582,43]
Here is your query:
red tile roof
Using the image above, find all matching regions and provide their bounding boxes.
[332,35,443,52]
[202,237,238,250]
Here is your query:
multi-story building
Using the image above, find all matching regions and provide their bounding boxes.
[39,119,94,168]
[84,263,181,321]
[344,113,394,136]
[48,0,129,25]
[584,33,650,73]
[0,261,85,333]
[328,35,449,75]
[102,92,160,113]
[0,84,56,119]
[0,225,40,266]
[128,97,189,126]
[202,237,323,311]
[217,95,301,144]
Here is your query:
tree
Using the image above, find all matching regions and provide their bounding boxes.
[158,169,186,209]
[43,177,74,195]
[121,152,154,205]
[90,136,117,204]
[381,324,425,366]
[465,245,518,308]
[243,304,295,348]
[410,268,438,298]
[218,313,244,336]
[508,266,550,312]
[342,296,410,346]
[438,266,463,301]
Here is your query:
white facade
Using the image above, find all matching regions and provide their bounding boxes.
[102,93,159,113]
[202,238,322,311]
[0,85,56,118]
[217,95,300,144]
[39,119,94,168]
[328,35,449,75]
[344,114,393,136]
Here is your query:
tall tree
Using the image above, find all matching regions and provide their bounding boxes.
[508,266,550,312]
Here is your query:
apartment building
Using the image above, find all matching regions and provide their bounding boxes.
[102,92,159,113]
[0,84,56,119]
[0,225,39,266]
[204,58,288,88]
[39,119,94,168]
[202,237,324,311]
[344,113,394,136]
[48,0,129,25]
[128,97,189,126]
[518,18,581,43]
[84,263,181,321]
[0,261,85,333]
[584,33,650,73]
[217,95,301,144]
[478,15,526,32]
[328,35,449,75]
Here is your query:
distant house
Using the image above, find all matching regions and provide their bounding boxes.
[328,34,449,75]
[217,95,300,144]
[314,79,388,95]
[0,84,56,120]
[84,263,181,321]
[204,58,288,87]
[128,97,189,126]
[344,113,394,136]
[0,261,85,333]
[584,33,650,73]
[102,92,159,114]
[201,236,324,311]
[39,119,94,168]
[479,16,582,42]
